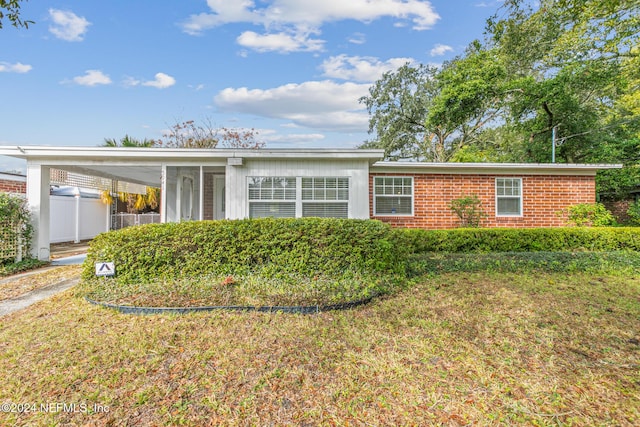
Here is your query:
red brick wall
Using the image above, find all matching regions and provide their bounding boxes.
[370,173,595,229]
[0,178,26,194]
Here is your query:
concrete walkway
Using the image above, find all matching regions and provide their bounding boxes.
[52,253,87,266]
[0,252,85,317]
[0,277,79,316]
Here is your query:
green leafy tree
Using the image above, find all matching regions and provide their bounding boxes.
[484,0,640,165]
[359,64,445,161]
[359,60,504,162]
[0,0,33,29]
[103,135,157,148]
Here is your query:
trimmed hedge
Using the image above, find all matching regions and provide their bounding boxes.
[394,227,640,254]
[407,251,640,276]
[82,218,406,284]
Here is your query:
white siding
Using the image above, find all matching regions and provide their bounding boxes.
[226,158,371,219]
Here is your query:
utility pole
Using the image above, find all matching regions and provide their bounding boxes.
[551,125,557,163]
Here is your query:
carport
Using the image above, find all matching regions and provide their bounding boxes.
[0,146,230,260]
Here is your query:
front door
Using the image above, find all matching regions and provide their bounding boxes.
[214,175,225,220]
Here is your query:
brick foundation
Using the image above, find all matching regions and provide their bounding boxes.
[370,173,595,229]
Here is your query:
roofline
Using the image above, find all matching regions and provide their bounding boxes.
[0,171,26,180]
[370,161,622,176]
[0,146,385,162]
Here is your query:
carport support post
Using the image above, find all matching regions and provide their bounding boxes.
[26,163,51,261]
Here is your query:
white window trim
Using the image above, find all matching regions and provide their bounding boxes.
[373,176,414,217]
[495,177,523,217]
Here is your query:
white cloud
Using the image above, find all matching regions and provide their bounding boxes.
[258,128,326,145]
[48,9,91,42]
[348,32,366,45]
[430,43,453,56]
[237,30,324,53]
[123,76,141,87]
[214,80,370,131]
[142,73,176,89]
[72,70,111,86]
[320,55,414,82]
[0,62,32,73]
[181,0,440,52]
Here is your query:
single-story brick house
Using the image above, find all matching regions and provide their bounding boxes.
[0,146,620,260]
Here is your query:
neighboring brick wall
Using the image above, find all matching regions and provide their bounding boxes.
[602,198,633,224]
[0,178,26,194]
[370,173,596,229]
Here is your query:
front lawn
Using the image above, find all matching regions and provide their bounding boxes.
[1,270,638,426]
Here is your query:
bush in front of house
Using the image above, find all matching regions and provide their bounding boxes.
[628,200,640,226]
[393,226,640,254]
[82,218,406,285]
[561,202,616,226]
[407,251,640,276]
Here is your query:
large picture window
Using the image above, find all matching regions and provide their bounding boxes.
[496,178,522,216]
[373,176,413,216]
[248,176,350,218]
[301,177,349,218]
[248,177,296,218]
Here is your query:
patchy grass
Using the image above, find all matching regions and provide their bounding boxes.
[78,270,399,308]
[0,271,638,426]
[0,265,81,301]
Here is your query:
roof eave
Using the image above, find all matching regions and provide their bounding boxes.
[370,162,622,175]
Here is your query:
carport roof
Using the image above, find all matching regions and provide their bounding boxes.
[0,146,386,187]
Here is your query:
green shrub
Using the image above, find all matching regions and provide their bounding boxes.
[449,194,487,228]
[628,200,640,226]
[393,227,640,254]
[408,251,640,276]
[560,202,616,227]
[82,218,407,285]
[0,258,47,277]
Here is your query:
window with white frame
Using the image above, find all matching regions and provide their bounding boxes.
[301,177,349,218]
[248,176,350,218]
[495,178,522,216]
[248,177,296,218]
[373,176,413,216]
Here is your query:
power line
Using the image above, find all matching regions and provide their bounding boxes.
[556,116,640,144]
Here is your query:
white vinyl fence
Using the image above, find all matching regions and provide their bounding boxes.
[50,195,110,243]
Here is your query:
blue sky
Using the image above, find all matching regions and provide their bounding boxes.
[1,0,504,172]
